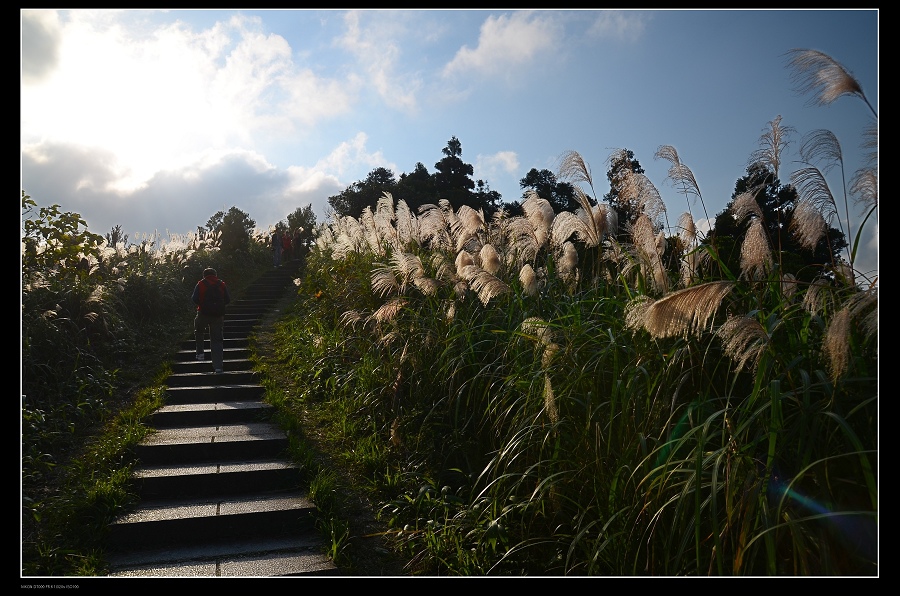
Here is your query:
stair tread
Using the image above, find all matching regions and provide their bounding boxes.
[134,459,298,479]
[113,491,314,524]
[141,422,286,444]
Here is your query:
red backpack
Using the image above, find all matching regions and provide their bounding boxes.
[199,279,226,316]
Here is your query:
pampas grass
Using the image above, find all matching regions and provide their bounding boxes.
[786,48,877,118]
[627,280,735,339]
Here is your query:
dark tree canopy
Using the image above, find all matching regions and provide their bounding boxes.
[328,166,398,219]
[433,135,477,209]
[396,162,434,214]
[326,137,500,219]
[285,204,317,244]
[603,149,645,237]
[706,163,847,282]
[206,206,255,255]
[519,168,578,213]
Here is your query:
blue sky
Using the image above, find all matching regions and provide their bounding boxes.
[21,9,878,279]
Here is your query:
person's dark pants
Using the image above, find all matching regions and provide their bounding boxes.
[194,311,225,370]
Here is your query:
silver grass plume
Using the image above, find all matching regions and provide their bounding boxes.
[823,306,852,381]
[791,199,828,251]
[793,144,841,208]
[340,309,364,329]
[520,316,554,346]
[445,299,456,322]
[359,207,384,256]
[453,280,468,300]
[375,193,398,249]
[395,198,420,247]
[781,273,798,301]
[519,263,539,296]
[740,218,773,280]
[801,277,838,317]
[455,250,475,277]
[624,294,653,334]
[731,189,764,222]
[550,211,582,246]
[479,243,501,275]
[678,212,696,248]
[557,241,578,283]
[632,213,668,295]
[832,260,856,288]
[550,188,606,248]
[800,129,844,175]
[412,276,439,297]
[749,115,795,180]
[505,215,542,265]
[417,203,452,251]
[622,169,667,227]
[655,144,710,224]
[521,317,560,424]
[557,150,594,191]
[543,376,559,424]
[655,230,666,256]
[786,49,877,118]
[850,167,878,212]
[370,264,400,297]
[371,297,407,324]
[630,281,735,339]
[452,205,485,252]
[432,252,457,284]
[461,264,509,306]
[716,314,770,374]
[522,191,555,248]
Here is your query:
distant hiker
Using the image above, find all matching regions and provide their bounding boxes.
[282,230,293,262]
[191,267,232,374]
[272,228,282,267]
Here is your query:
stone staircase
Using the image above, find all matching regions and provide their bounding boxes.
[105,263,338,577]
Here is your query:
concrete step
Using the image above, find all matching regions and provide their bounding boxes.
[171,358,254,374]
[165,384,266,404]
[133,423,290,465]
[181,338,249,351]
[174,348,250,363]
[132,458,304,499]
[150,400,274,428]
[106,535,338,577]
[166,370,260,387]
[106,491,317,550]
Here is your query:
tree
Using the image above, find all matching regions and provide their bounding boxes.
[519,168,578,213]
[285,204,317,248]
[327,167,398,218]
[22,191,105,279]
[603,149,645,236]
[396,162,435,213]
[206,206,255,255]
[433,136,476,209]
[474,179,503,217]
[707,163,847,282]
[105,224,129,248]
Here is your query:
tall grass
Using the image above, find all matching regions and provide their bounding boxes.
[274,49,876,575]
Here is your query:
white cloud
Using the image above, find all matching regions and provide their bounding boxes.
[335,10,421,112]
[21,10,63,84]
[585,10,650,42]
[21,11,357,194]
[442,11,562,81]
[476,151,519,179]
